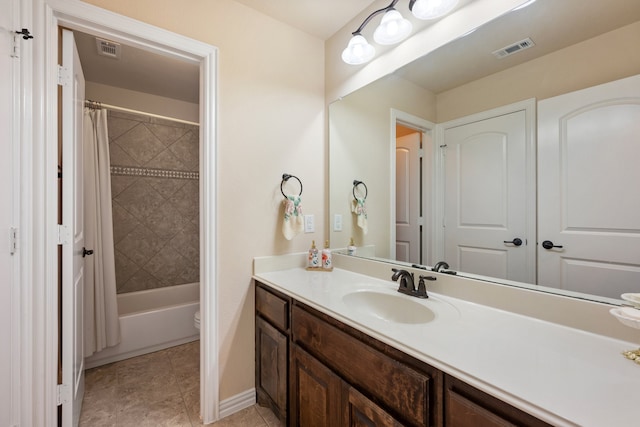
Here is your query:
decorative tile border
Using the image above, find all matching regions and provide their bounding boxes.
[111,165,199,180]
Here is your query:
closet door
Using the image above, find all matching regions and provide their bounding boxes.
[396,132,421,264]
[61,28,86,427]
[442,109,533,283]
[538,74,640,298]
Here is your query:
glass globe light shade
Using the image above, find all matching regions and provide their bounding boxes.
[411,0,459,20]
[341,35,375,65]
[373,9,413,45]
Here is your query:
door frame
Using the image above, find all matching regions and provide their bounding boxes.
[389,109,435,263]
[434,99,537,283]
[30,0,218,424]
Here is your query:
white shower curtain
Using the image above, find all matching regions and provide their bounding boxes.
[83,107,120,356]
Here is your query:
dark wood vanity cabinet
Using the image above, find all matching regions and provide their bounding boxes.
[255,284,291,423]
[255,281,551,427]
[443,375,551,427]
[291,303,438,427]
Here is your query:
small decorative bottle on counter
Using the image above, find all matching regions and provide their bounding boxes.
[307,240,320,269]
[322,240,332,271]
[348,237,357,256]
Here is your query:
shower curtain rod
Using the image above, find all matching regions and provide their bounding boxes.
[84,99,199,126]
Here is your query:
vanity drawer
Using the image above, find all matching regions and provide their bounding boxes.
[256,282,290,332]
[292,304,434,427]
[444,375,552,427]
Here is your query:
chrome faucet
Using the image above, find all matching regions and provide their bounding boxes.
[391,268,433,299]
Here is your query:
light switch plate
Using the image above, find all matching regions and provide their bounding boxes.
[333,214,342,231]
[304,214,315,233]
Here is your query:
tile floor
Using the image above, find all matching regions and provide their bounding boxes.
[80,341,281,426]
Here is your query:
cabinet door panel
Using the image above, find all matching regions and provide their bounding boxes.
[290,344,342,427]
[256,317,288,417]
[345,385,404,427]
[293,305,431,426]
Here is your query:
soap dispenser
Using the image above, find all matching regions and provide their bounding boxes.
[322,240,332,270]
[348,237,357,256]
[307,240,320,269]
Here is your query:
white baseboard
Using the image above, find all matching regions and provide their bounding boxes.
[219,388,256,419]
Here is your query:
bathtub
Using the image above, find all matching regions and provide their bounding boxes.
[85,282,200,369]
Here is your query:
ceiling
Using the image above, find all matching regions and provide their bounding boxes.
[395,0,640,93]
[75,0,640,106]
[75,0,378,104]
[232,0,378,40]
[74,31,200,103]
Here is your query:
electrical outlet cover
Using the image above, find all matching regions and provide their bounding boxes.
[304,214,315,233]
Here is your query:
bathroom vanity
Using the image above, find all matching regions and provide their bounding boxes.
[254,254,638,427]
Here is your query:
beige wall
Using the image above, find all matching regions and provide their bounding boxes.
[85,82,199,122]
[437,21,640,122]
[329,77,435,257]
[82,0,325,400]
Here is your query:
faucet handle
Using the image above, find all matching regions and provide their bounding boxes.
[416,275,436,299]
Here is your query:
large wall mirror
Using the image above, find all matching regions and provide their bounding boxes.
[329,0,640,305]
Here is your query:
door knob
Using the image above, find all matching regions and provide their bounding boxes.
[82,247,94,257]
[541,240,563,250]
[503,238,523,246]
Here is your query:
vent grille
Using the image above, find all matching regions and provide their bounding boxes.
[95,37,121,59]
[492,37,535,59]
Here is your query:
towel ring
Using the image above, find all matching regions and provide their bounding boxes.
[281,173,303,198]
[353,180,368,200]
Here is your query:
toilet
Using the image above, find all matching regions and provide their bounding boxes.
[194,311,200,330]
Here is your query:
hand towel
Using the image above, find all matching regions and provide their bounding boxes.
[352,197,368,234]
[283,195,304,240]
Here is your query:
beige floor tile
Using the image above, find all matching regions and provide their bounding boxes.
[116,350,173,386]
[211,405,267,427]
[85,362,118,393]
[116,393,192,427]
[255,404,283,427]
[175,367,200,394]
[182,387,201,425]
[116,371,182,412]
[79,385,118,427]
[81,342,205,426]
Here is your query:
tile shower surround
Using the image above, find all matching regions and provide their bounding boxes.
[107,110,199,294]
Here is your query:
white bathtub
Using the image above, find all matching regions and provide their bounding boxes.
[85,282,200,369]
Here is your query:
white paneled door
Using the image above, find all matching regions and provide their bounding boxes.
[538,74,640,298]
[396,132,421,264]
[443,110,532,283]
[1,0,19,424]
[61,29,86,427]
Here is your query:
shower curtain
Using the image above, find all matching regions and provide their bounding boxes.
[83,107,120,356]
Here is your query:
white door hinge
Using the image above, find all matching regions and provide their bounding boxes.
[417,217,424,227]
[418,148,424,158]
[57,383,70,406]
[11,33,20,59]
[57,224,70,245]
[57,65,70,86]
[9,227,18,255]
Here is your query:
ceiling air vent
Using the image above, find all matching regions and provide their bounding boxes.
[95,37,121,59]
[492,37,535,59]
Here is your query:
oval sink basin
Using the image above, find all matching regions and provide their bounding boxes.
[343,290,436,324]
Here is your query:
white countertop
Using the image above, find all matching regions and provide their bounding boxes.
[254,267,639,427]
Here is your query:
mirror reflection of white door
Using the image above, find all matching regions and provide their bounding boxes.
[443,109,532,283]
[61,28,85,427]
[396,132,421,264]
[538,74,640,298]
